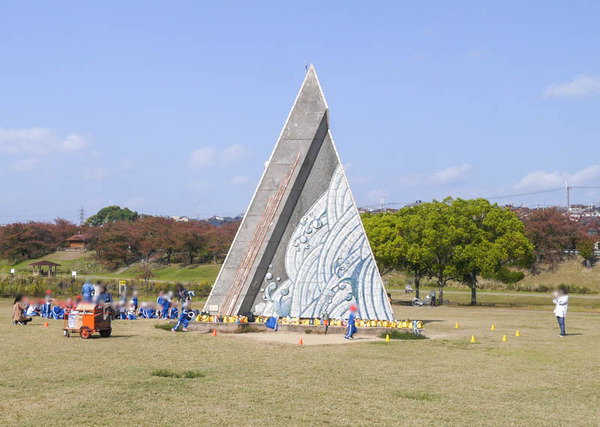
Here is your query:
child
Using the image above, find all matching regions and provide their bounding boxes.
[42,290,55,318]
[172,301,192,332]
[132,291,139,313]
[26,301,40,317]
[344,305,358,340]
[157,291,170,319]
[126,302,137,320]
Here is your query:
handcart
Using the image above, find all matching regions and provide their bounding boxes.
[63,303,112,339]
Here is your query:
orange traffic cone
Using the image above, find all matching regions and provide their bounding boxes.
[212,329,217,337]
[44,321,49,328]
[298,338,303,346]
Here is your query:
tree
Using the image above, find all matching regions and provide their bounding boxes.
[578,236,596,268]
[86,205,138,226]
[421,199,459,305]
[518,208,579,270]
[0,222,57,261]
[363,206,432,299]
[452,199,534,305]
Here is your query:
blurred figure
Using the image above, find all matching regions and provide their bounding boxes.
[344,305,358,340]
[172,300,192,333]
[553,287,569,337]
[131,290,139,313]
[95,284,114,305]
[42,289,55,318]
[13,294,32,326]
[82,279,95,303]
[175,284,191,310]
[25,300,41,317]
[157,291,170,319]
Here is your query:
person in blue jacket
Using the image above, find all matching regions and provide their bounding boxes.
[82,279,95,303]
[95,284,113,305]
[172,301,192,333]
[157,291,170,319]
[344,305,358,340]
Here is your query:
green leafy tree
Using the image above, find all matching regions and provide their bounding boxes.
[452,199,534,305]
[364,208,431,299]
[577,236,596,268]
[86,205,139,226]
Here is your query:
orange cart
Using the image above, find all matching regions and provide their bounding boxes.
[63,303,112,339]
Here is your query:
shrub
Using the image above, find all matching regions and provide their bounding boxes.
[380,330,427,340]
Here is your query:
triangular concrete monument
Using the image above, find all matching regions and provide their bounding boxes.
[204,66,394,320]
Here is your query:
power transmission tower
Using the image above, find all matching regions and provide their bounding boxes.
[79,206,85,226]
[566,182,571,212]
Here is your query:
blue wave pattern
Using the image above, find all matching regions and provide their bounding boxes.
[258,165,394,320]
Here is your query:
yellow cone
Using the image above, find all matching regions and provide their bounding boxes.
[502,334,507,342]
[455,323,460,329]
[385,334,390,342]
[515,330,521,337]
[491,325,495,331]
[470,335,476,343]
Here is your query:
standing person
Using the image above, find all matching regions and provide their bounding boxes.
[82,279,95,303]
[43,290,54,318]
[13,294,33,326]
[321,310,330,335]
[95,285,114,305]
[344,305,358,340]
[553,287,569,337]
[175,284,191,310]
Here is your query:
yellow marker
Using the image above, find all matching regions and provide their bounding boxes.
[502,334,507,342]
[455,323,460,329]
[491,325,495,331]
[385,334,390,342]
[470,335,476,343]
[515,330,521,337]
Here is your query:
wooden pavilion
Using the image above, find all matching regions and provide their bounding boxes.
[29,260,61,277]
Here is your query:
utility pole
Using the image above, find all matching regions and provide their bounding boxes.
[566,182,571,212]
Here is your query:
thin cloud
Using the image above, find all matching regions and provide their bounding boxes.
[10,158,39,172]
[0,127,90,154]
[189,147,217,168]
[398,163,473,187]
[427,163,473,185]
[229,175,249,186]
[516,165,600,190]
[544,74,600,98]
[189,144,252,169]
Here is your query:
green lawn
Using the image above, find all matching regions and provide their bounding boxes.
[2,298,599,425]
[0,252,221,284]
[388,288,600,313]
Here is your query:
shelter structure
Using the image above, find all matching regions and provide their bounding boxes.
[66,234,89,251]
[30,260,61,277]
[204,66,393,321]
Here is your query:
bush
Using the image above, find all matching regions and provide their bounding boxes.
[380,330,427,340]
[150,369,204,378]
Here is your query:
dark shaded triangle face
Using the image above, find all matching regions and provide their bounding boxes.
[204,66,394,321]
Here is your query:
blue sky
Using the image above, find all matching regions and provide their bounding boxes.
[1,1,599,223]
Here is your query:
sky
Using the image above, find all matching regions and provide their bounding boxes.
[1,1,600,224]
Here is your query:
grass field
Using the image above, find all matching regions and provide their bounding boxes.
[2,298,599,426]
[0,251,221,284]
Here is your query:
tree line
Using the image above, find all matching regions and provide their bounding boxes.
[363,199,599,305]
[0,213,239,269]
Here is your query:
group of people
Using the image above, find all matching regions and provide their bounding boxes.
[12,283,571,338]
